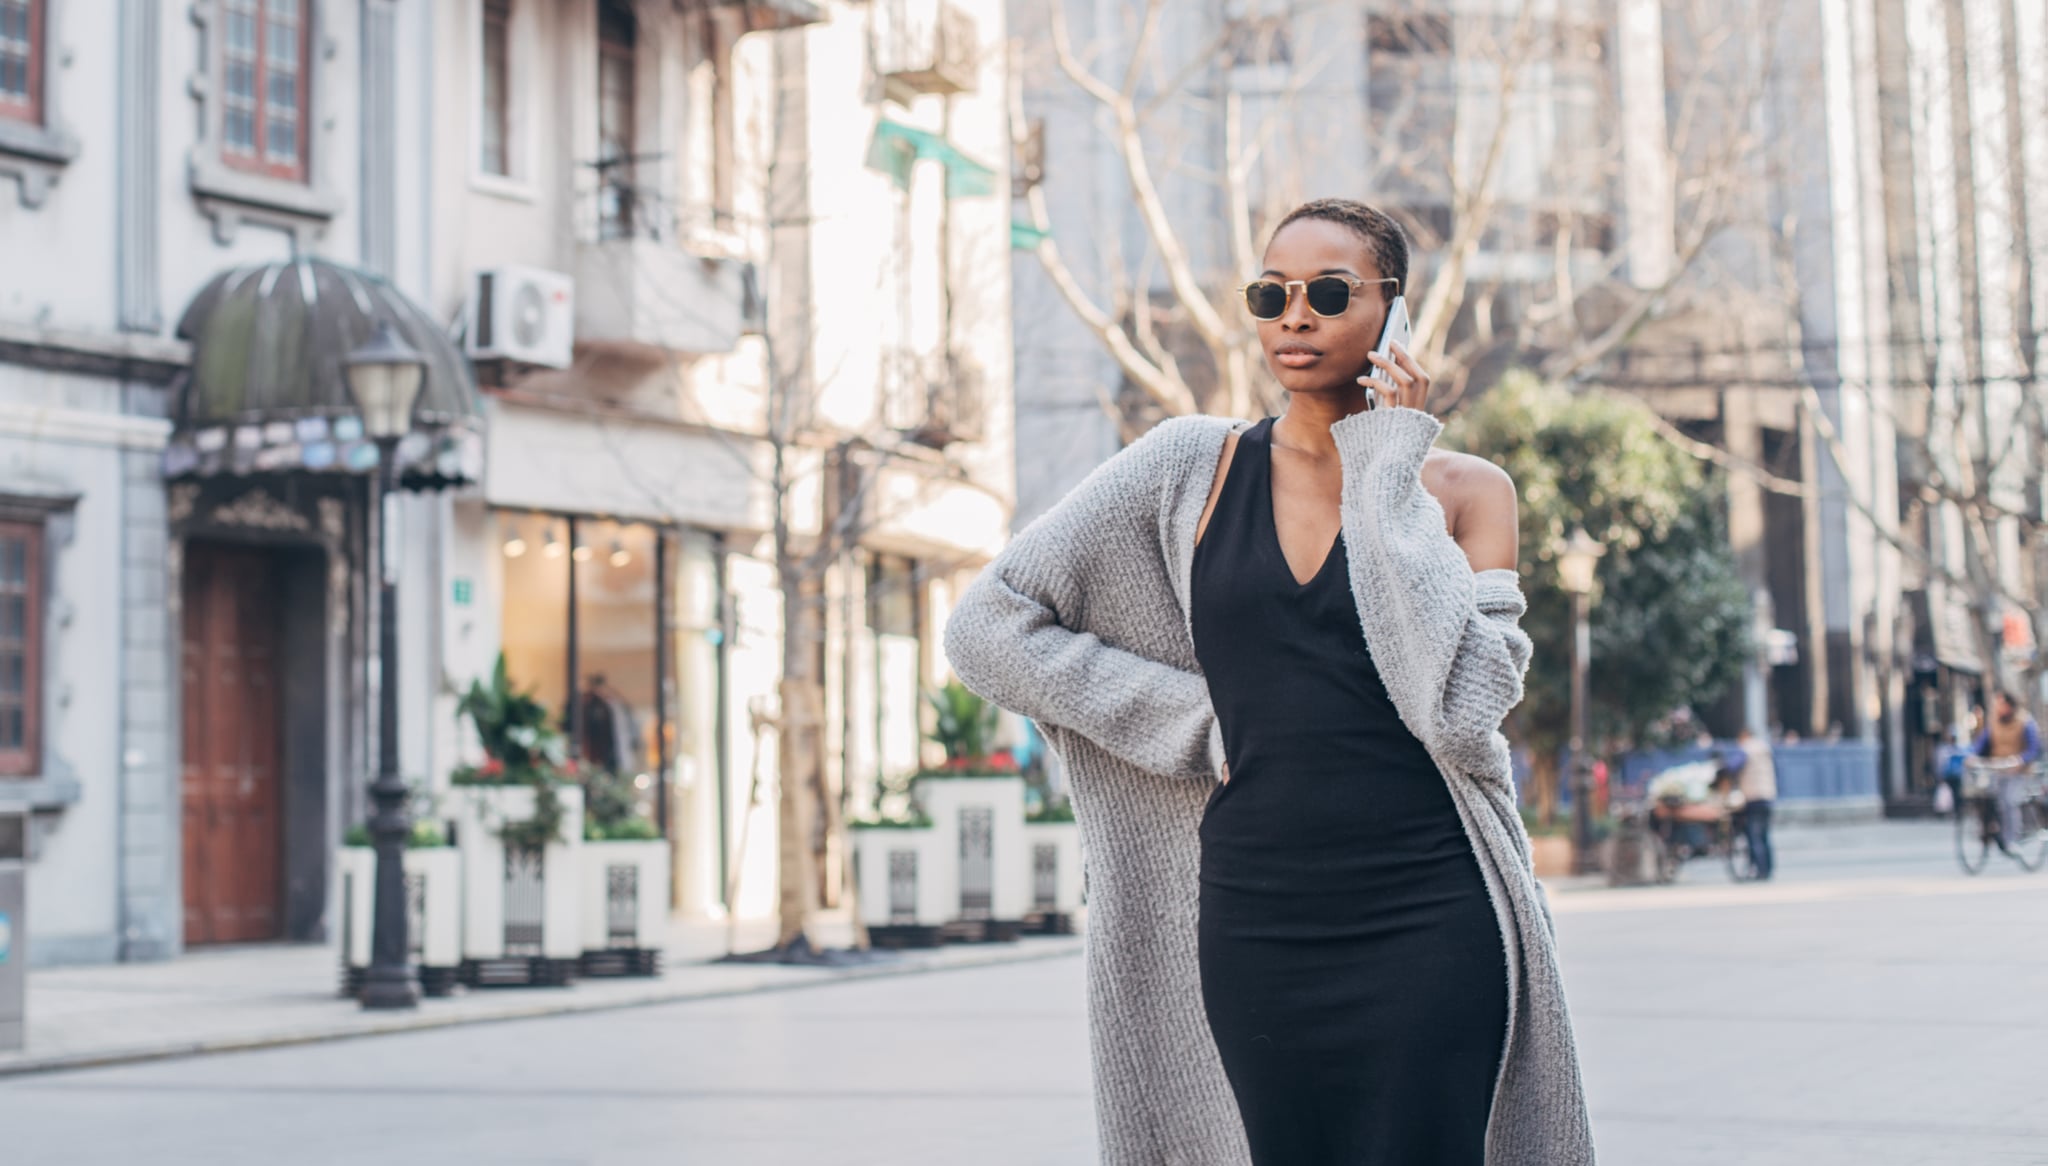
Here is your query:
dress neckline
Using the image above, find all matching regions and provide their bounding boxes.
[1255,418,1341,589]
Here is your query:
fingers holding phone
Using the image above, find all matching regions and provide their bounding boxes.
[1361,343,1433,413]
[1357,294,1430,413]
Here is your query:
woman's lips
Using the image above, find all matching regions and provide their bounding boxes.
[1274,351,1322,369]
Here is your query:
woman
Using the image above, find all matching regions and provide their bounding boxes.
[945,199,1593,1165]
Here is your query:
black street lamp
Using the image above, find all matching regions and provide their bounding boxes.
[1557,527,1604,875]
[345,321,426,1011]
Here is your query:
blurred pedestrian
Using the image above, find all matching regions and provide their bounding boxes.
[1733,728,1777,879]
[1970,689,2039,851]
[944,198,1592,1165]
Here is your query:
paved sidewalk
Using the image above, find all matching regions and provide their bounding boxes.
[0,917,1083,1079]
[0,820,1976,1082]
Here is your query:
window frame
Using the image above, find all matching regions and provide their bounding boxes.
[0,519,44,778]
[479,0,512,177]
[220,0,312,183]
[0,0,43,126]
[596,0,640,239]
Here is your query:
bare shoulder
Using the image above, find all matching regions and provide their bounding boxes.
[1421,449,1518,570]
[1421,449,1515,507]
[1195,430,1242,548]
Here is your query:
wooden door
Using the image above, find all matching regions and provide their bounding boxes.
[181,543,284,945]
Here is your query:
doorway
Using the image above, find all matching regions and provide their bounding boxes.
[180,542,285,945]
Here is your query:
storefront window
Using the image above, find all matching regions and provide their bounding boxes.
[497,510,665,824]
[570,518,660,818]
[500,512,571,715]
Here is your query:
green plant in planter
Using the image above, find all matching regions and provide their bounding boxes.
[455,655,566,776]
[850,809,934,830]
[925,681,1001,765]
[452,654,573,847]
[344,819,449,849]
[1519,806,1573,839]
[586,814,661,842]
[918,681,1020,778]
[1027,798,1076,825]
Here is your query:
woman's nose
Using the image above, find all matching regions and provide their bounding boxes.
[1279,291,1314,330]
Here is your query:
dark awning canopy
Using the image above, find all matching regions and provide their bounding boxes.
[163,258,483,489]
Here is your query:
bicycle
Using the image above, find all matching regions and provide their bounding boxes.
[1954,757,2048,875]
[1632,792,1759,885]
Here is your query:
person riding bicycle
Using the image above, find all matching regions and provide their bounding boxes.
[1969,690,2040,853]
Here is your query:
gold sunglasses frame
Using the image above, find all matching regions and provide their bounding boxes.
[1236,275,1401,320]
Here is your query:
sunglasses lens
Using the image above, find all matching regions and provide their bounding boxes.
[1305,277,1353,317]
[1243,282,1288,319]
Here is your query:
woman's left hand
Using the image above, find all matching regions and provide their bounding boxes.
[1359,343,1433,413]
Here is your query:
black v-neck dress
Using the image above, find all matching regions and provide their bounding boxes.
[1192,417,1507,1165]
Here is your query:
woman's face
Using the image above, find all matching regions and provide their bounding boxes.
[1254,218,1392,396]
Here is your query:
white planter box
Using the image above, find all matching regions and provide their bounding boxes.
[579,838,671,957]
[913,774,1029,928]
[852,823,952,939]
[1022,819,1084,925]
[337,845,461,994]
[447,784,585,966]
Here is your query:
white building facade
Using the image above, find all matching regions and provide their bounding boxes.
[0,0,1013,965]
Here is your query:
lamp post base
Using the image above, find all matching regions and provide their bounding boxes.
[359,964,422,1010]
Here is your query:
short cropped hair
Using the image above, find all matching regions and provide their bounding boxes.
[1270,198,1410,302]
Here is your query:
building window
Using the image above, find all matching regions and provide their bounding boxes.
[1367,12,1453,56]
[497,512,666,819]
[480,0,512,176]
[0,0,41,125]
[222,0,310,181]
[1224,16,1292,68]
[868,555,923,782]
[0,522,42,776]
[597,0,639,239]
[688,10,736,232]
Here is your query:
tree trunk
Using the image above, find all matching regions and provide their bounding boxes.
[774,574,825,951]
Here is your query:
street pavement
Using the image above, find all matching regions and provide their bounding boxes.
[3,820,2045,1165]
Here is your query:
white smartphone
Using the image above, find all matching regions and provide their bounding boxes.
[1364,294,1410,409]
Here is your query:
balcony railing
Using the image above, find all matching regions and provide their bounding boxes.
[882,348,985,447]
[574,158,761,354]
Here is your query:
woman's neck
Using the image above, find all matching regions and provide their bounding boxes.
[1274,388,1371,457]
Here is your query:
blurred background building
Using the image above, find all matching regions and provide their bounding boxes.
[1008,0,2048,815]
[3,0,2044,968]
[0,0,1013,966]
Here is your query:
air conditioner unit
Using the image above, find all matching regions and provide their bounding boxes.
[467,266,575,369]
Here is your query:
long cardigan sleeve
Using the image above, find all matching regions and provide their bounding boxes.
[1333,407,1534,781]
[944,418,1223,783]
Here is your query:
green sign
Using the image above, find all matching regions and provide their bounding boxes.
[452,578,474,607]
[0,910,11,965]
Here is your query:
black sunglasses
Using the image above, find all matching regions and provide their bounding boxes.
[1237,275,1400,321]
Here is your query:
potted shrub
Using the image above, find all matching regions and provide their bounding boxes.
[338,814,462,997]
[446,656,585,987]
[909,682,1028,943]
[851,806,948,948]
[1021,797,1083,935]
[577,766,669,976]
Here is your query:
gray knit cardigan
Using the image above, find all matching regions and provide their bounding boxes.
[944,407,1595,1165]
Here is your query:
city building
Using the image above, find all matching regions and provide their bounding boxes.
[0,0,1014,966]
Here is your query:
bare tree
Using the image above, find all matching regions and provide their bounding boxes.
[1012,0,1796,430]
